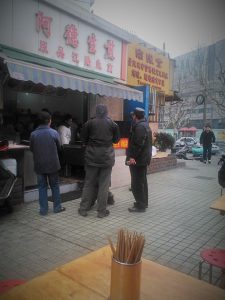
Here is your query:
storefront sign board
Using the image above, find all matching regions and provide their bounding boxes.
[127,44,170,95]
[0,0,122,78]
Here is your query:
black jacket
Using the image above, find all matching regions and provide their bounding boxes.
[82,117,120,168]
[126,119,152,166]
[200,131,215,146]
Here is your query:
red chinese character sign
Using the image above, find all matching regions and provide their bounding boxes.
[104,40,115,60]
[72,52,79,64]
[87,33,96,54]
[84,56,91,67]
[57,47,65,59]
[96,59,102,70]
[33,7,122,78]
[39,40,48,54]
[64,24,79,48]
[107,63,113,73]
[36,11,52,38]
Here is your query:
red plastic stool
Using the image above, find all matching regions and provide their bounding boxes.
[0,279,26,294]
[199,248,225,288]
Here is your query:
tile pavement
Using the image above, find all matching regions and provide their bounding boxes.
[0,155,225,288]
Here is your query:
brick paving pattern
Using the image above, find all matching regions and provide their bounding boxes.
[0,156,225,287]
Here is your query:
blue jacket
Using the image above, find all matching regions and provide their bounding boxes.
[30,125,61,174]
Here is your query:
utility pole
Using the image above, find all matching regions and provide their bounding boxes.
[203,96,207,126]
[196,94,206,127]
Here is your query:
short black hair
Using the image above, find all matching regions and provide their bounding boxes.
[38,111,51,125]
[41,108,51,115]
[63,114,73,122]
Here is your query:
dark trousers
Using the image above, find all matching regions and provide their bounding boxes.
[80,165,112,213]
[203,145,212,161]
[129,165,148,209]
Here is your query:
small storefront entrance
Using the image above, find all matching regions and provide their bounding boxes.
[0,56,143,203]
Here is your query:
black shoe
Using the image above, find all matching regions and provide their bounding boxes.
[4,200,14,214]
[89,200,96,210]
[107,195,115,205]
[78,208,88,217]
[55,207,66,213]
[133,202,148,208]
[128,207,146,213]
[97,209,110,218]
[208,160,211,164]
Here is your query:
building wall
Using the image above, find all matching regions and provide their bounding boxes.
[0,0,123,79]
[171,39,225,131]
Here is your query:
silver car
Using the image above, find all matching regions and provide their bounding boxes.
[175,137,198,152]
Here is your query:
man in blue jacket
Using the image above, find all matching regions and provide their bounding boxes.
[126,107,152,212]
[30,111,65,216]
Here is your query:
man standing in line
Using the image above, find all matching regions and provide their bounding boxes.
[78,104,120,218]
[126,107,152,212]
[30,111,65,216]
[200,124,216,164]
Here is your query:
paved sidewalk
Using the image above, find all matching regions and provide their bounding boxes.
[0,156,225,287]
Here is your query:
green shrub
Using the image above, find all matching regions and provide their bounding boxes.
[154,132,175,151]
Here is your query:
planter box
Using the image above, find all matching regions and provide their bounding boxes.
[148,154,180,174]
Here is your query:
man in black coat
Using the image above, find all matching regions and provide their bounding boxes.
[200,124,215,164]
[126,107,152,212]
[78,104,120,218]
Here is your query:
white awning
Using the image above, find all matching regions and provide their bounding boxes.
[5,59,143,102]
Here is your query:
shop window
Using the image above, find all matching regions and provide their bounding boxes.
[149,89,165,123]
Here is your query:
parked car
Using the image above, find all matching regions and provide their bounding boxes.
[192,143,220,157]
[175,137,198,152]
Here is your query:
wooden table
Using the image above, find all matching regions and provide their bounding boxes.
[210,195,225,215]
[1,246,225,300]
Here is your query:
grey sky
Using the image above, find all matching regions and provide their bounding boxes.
[93,0,225,58]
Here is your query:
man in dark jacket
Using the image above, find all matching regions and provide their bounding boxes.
[78,104,120,218]
[126,107,152,212]
[200,124,215,164]
[30,111,65,215]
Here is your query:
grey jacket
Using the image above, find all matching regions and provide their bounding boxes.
[30,125,61,174]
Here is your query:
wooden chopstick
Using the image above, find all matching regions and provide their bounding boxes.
[109,229,145,263]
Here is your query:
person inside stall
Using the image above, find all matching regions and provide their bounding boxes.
[57,114,73,176]
[70,117,79,144]
[0,114,17,143]
[57,114,73,146]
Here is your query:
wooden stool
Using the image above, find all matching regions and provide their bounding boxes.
[199,248,225,288]
[0,279,26,294]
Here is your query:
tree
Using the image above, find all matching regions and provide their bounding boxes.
[163,78,197,130]
[194,46,225,119]
[170,41,225,129]
[209,57,225,116]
